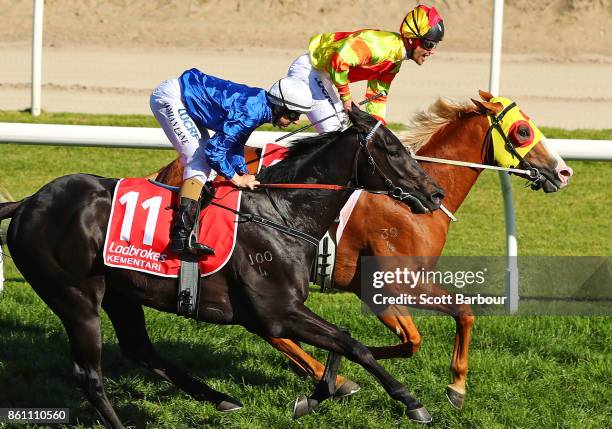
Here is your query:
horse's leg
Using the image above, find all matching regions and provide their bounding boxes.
[264,337,360,397]
[292,348,341,419]
[404,283,474,409]
[447,311,474,409]
[65,315,124,429]
[368,305,422,359]
[338,263,423,360]
[101,292,243,411]
[37,280,124,429]
[277,303,431,423]
[351,263,472,408]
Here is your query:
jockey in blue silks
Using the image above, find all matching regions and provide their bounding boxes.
[150,68,313,255]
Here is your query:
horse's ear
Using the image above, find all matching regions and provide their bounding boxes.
[347,104,373,131]
[471,98,503,115]
[478,90,494,101]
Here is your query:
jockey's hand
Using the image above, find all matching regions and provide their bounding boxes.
[343,99,353,112]
[231,173,260,190]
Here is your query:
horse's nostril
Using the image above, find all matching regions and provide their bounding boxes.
[556,166,573,185]
[431,191,444,205]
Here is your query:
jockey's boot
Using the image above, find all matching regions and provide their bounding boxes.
[170,178,215,255]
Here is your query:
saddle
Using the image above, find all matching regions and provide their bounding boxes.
[103,143,289,318]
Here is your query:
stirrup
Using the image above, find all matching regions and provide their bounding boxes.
[187,227,215,255]
[170,238,215,256]
[188,236,215,255]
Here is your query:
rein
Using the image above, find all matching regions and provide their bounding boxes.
[219,120,422,245]
[259,120,419,201]
[412,155,534,175]
[151,119,430,247]
[256,183,391,195]
[257,183,347,191]
[410,102,543,180]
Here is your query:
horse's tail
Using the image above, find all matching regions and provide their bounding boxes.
[0,201,15,294]
[0,230,4,294]
[0,200,24,220]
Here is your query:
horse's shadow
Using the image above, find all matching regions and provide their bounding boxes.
[0,318,294,428]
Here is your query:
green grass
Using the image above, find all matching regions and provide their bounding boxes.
[0,110,408,132]
[540,127,612,140]
[1,283,610,429]
[0,113,611,428]
[0,110,160,128]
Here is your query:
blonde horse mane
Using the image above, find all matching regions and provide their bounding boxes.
[401,97,476,152]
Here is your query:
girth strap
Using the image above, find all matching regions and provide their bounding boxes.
[177,253,200,319]
[264,188,290,227]
[210,202,320,247]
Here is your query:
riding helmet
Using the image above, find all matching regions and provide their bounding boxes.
[400,4,445,42]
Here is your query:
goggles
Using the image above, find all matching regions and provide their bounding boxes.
[420,38,438,51]
[284,110,301,122]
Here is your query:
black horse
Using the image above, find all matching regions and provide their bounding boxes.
[0,108,443,428]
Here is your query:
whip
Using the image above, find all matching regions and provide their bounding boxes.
[275,92,387,142]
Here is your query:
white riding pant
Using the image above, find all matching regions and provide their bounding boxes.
[149,79,215,183]
[288,54,349,133]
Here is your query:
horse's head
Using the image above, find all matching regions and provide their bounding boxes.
[347,106,444,213]
[472,90,573,193]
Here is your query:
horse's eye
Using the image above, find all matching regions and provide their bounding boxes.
[509,121,534,147]
[388,150,400,158]
[518,127,531,139]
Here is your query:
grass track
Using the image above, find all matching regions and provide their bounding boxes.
[0,112,611,428]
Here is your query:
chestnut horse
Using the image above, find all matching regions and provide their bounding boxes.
[0,108,445,428]
[151,91,573,410]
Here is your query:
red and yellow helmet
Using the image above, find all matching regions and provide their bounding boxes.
[400,5,444,43]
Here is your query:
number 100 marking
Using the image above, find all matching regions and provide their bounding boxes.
[248,251,273,265]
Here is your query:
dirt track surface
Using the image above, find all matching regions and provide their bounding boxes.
[1,0,612,129]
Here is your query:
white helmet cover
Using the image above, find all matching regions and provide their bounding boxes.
[268,77,313,113]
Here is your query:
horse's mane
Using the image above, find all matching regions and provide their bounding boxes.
[257,130,343,183]
[401,97,477,152]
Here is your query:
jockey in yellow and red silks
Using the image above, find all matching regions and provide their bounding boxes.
[287,4,444,132]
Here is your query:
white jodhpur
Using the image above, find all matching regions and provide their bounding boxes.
[288,54,349,133]
[150,79,211,182]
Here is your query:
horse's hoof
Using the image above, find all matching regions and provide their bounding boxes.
[292,395,317,419]
[334,379,361,398]
[445,386,465,410]
[406,406,432,424]
[216,398,243,412]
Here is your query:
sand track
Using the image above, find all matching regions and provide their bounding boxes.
[1,1,611,129]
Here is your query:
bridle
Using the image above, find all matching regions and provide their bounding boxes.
[148,122,432,248]
[259,121,426,209]
[485,101,545,187]
[152,121,430,247]
[413,102,546,188]
[350,121,422,205]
